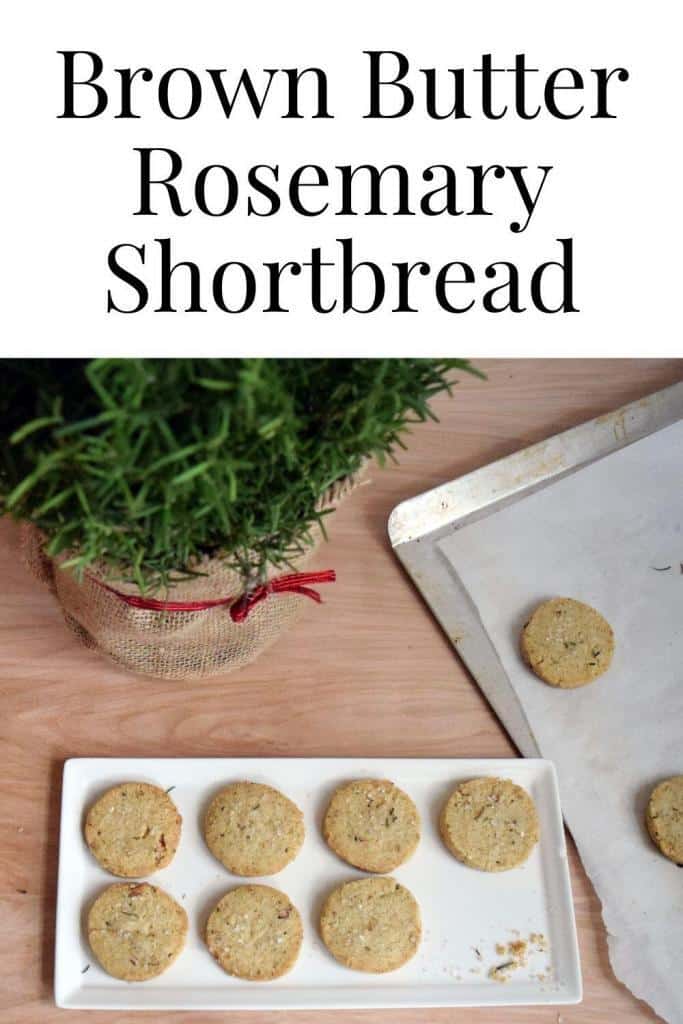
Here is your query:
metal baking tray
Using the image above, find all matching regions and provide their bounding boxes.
[388,380,683,756]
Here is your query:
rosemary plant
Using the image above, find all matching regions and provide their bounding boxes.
[0,358,481,592]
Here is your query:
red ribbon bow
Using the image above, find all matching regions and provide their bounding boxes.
[91,569,336,622]
[228,570,336,622]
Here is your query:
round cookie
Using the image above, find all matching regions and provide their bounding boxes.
[87,882,187,981]
[320,876,421,973]
[323,779,420,873]
[440,777,539,872]
[205,884,303,980]
[85,782,182,877]
[521,597,614,688]
[646,776,683,865]
[204,781,304,876]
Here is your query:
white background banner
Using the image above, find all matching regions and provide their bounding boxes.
[2,0,680,356]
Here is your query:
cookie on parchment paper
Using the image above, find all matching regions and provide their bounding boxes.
[521,597,614,688]
[646,776,683,865]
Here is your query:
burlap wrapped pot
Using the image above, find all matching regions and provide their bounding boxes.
[21,467,366,680]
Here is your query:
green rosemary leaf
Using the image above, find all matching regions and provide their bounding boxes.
[194,377,236,391]
[0,358,481,592]
[10,415,63,444]
[170,461,214,486]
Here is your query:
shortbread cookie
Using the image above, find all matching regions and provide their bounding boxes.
[440,777,539,872]
[85,782,182,877]
[521,597,614,687]
[320,876,421,973]
[87,882,187,981]
[205,884,303,980]
[323,779,420,873]
[646,776,683,865]
[204,782,304,876]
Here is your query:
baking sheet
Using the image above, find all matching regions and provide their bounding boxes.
[438,419,683,1024]
[55,757,580,1010]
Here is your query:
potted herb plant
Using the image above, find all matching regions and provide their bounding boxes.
[0,358,478,678]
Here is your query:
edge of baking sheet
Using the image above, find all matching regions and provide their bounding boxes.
[387,380,683,756]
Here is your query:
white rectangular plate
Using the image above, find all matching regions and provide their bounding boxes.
[56,757,581,1010]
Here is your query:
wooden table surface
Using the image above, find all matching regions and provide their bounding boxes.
[2,358,681,1024]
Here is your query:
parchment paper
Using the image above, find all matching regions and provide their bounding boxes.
[438,420,683,1024]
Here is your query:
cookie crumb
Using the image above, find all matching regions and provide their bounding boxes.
[486,932,548,983]
[530,931,548,951]
[488,961,515,982]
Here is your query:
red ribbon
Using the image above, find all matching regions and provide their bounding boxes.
[91,569,336,623]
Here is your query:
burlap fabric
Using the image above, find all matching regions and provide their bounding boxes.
[22,468,366,680]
